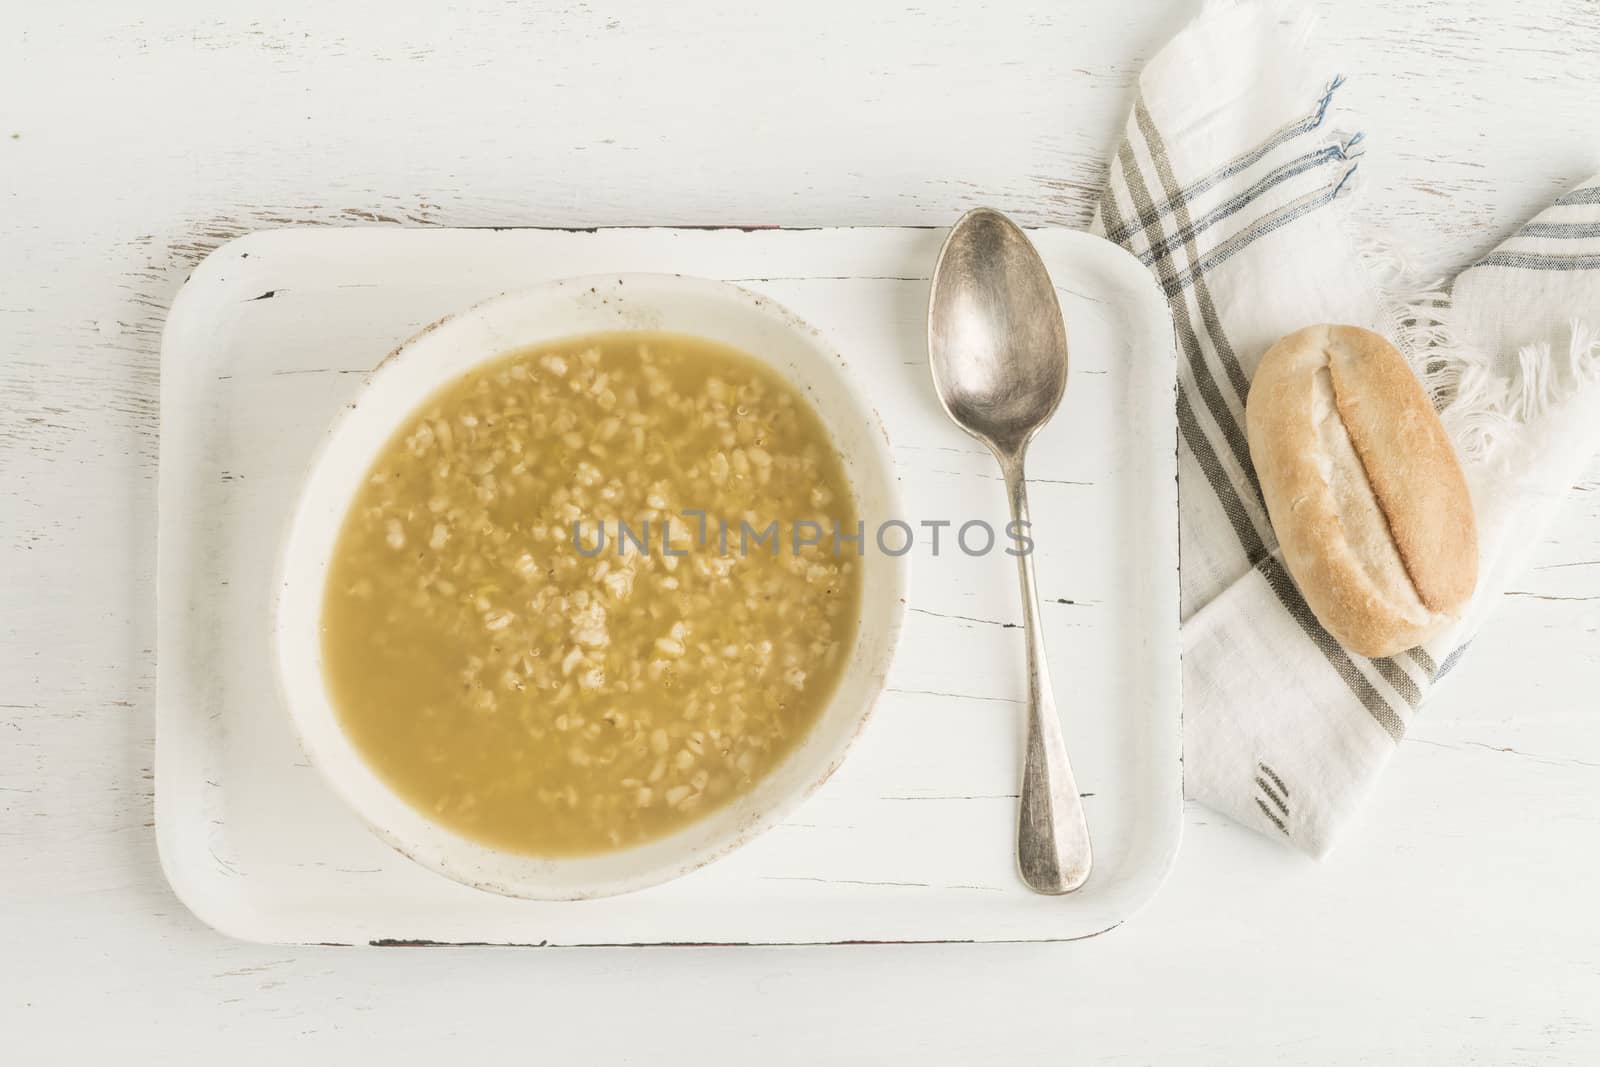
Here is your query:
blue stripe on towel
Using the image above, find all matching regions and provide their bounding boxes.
[1105,75,1348,246]
[1139,140,1360,266]
[1160,165,1358,297]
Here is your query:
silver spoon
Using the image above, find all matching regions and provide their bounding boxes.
[927,207,1092,894]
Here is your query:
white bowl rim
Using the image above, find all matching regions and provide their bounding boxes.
[271,272,909,900]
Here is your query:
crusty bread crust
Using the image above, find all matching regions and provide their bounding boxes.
[1245,325,1478,658]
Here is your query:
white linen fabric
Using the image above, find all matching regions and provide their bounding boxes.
[1095,0,1600,855]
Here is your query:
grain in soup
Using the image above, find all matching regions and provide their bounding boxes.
[320,331,861,855]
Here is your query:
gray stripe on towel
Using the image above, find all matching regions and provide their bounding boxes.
[1175,350,1407,738]
[1134,98,1256,407]
[1099,156,1130,240]
[1373,657,1422,707]
[1117,138,1182,294]
[1474,251,1600,272]
[1555,185,1600,207]
[1160,177,1356,298]
[1520,221,1600,240]
[1124,100,1412,736]
[1105,75,1345,246]
[1135,97,1260,453]
[1254,796,1289,834]
[1138,144,1352,269]
[1255,776,1290,815]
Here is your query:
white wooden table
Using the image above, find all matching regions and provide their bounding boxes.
[3,1,1597,1062]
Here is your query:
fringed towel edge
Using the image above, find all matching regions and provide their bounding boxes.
[1361,234,1600,468]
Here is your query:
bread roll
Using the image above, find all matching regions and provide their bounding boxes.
[1245,324,1477,658]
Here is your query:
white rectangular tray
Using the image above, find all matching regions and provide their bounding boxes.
[156,226,1179,945]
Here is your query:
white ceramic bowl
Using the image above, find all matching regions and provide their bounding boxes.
[273,273,908,900]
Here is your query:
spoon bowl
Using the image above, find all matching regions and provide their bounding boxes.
[928,208,1070,458]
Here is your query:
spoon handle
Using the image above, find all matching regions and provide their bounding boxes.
[1001,452,1093,894]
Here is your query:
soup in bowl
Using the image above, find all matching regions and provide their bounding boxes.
[274,274,906,899]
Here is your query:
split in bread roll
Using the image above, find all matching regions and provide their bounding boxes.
[1245,324,1478,659]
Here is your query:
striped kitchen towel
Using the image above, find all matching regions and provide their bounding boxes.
[1095,0,1600,855]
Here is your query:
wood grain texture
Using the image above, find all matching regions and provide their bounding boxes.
[2,0,1598,1062]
